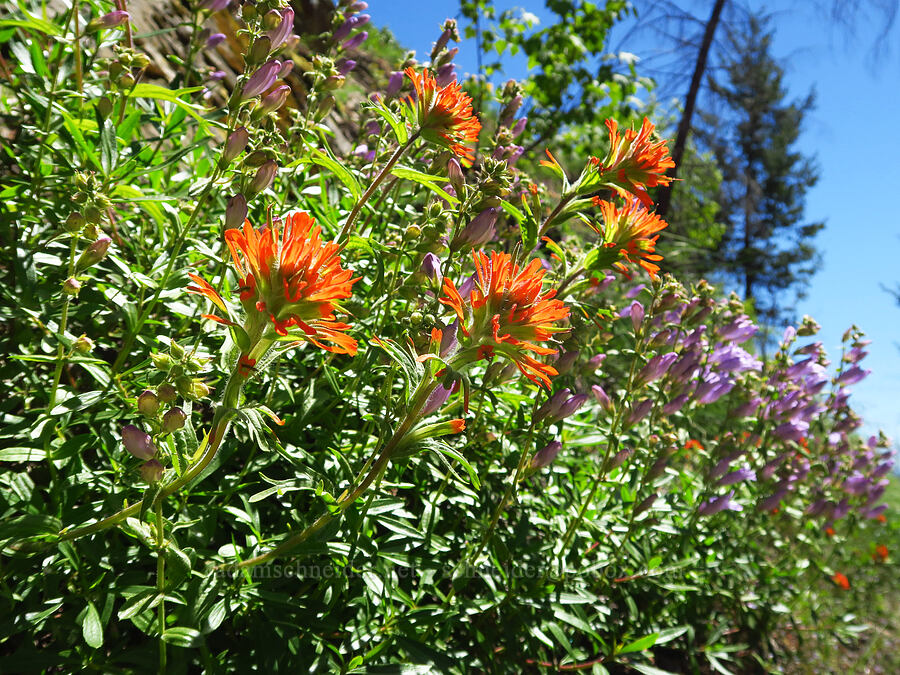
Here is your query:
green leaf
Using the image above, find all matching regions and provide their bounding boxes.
[617,632,658,655]
[162,626,202,647]
[128,83,212,130]
[309,147,361,199]
[81,602,103,648]
[370,100,408,144]
[99,119,117,175]
[0,447,46,462]
[391,166,459,204]
[50,391,103,416]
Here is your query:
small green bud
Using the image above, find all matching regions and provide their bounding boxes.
[156,382,177,403]
[137,390,160,417]
[150,352,173,371]
[190,380,211,399]
[65,212,86,233]
[62,277,81,296]
[162,407,187,432]
[404,225,422,240]
[73,334,94,354]
[169,341,185,359]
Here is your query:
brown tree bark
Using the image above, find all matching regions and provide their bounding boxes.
[655,0,727,217]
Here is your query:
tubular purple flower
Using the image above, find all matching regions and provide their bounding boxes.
[535,389,570,423]
[206,32,226,49]
[450,208,498,251]
[843,472,869,496]
[698,491,742,516]
[730,397,760,418]
[626,399,653,426]
[386,70,404,97]
[242,60,281,99]
[267,8,294,49]
[758,486,790,512]
[555,394,588,422]
[225,194,248,229]
[781,325,797,346]
[333,15,358,42]
[872,459,895,479]
[347,2,368,14]
[278,61,294,79]
[668,351,700,383]
[434,27,453,54]
[795,341,823,356]
[637,352,678,385]
[585,353,606,373]
[122,425,157,460]
[499,94,523,127]
[836,365,870,386]
[627,301,644,333]
[440,321,459,357]
[718,315,757,343]
[342,31,368,51]
[436,63,457,88]
[805,499,829,518]
[634,494,657,515]
[531,441,563,469]
[717,466,756,487]
[709,344,761,373]
[832,499,851,521]
[772,420,809,442]
[759,455,786,481]
[337,58,358,76]
[863,504,888,519]
[605,447,633,472]
[662,394,689,415]
[647,456,668,480]
[248,160,277,195]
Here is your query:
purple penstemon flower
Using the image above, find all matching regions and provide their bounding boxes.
[717,465,756,487]
[836,365,871,386]
[698,491,743,516]
[342,31,368,51]
[662,393,689,415]
[772,419,809,442]
[718,315,757,343]
[267,8,295,49]
[531,441,562,469]
[591,384,612,413]
[242,60,281,99]
[625,399,653,426]
[843,472,870,496]
[637,352,678,385]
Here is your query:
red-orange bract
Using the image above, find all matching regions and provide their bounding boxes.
[591,199,669,277]
[188,211,358,355]
[831,572,850,590]
[590,117,675,207]
[404,67,481,165]
[440,250,570,388]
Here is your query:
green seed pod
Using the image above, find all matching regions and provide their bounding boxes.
[64,212,86,233]
[137,390,160,417]
[169,341,185,359]
[74,335,95,354]
[150,352,173,371]
[156,382,177,403]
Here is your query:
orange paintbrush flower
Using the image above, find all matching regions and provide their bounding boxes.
[439,250,569,388]
[188,211,358,356]
[403,67,481,165]
[590,117,675,207]
[590,199,669,278]
[831,572,850,590]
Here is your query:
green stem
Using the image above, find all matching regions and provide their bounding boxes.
[337,133,419,245]
[56,364,247,543]
[155,500,167,672]
[225,372,438,570]
[73,0,83,95]
[49,234,81,409]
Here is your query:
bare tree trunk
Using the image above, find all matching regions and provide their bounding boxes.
[655,0,727,217]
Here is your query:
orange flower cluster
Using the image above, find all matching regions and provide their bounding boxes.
[590,199,668,277]
[188,211,358,356]
[404,67,481,165]
[831,572,850,590]
[440,250,570,387]
[874,544,889,562]
[590,117,675,208]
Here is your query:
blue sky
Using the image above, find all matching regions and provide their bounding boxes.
[368,0,900,445]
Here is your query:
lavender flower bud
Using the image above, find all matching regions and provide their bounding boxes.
[585,353,606,373]
[647,456,668,480]
[717,466,757,487]
[137,390,160,417]
[591,384,612,413]
[122,425,157,460]
[89,10,129,31]
[162,407,187,433]
[435,63,456,87]
[75,236,111,272]
[447,158,465,193]
[422,382,456,417]
[605,447,633,472]
[258,84,290,115]
[628,301,644,333]
[242,60,281,100]
[661,394,689,415]
[221,126,249,166]
[634,494,657,515]
[440,321,458,357]
[554,394,588,422]
[421,252,442,284]
[225,194,248,229]
[636,352,678,386]
[278,61,294,79]
[434,27,453,54]
[535,389,571,423]
[531,441,562,469]
[450,208,498,251]
[342,31,368,51]
[205,32,226,49]
[248,160,277,195]
[554,350,579,376]
[625,399,653,426]
[511,117,527,139]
